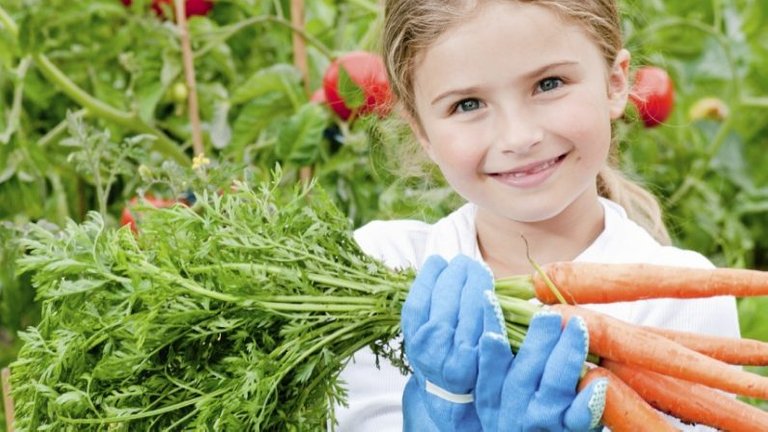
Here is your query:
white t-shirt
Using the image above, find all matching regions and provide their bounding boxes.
[334,199,740,431]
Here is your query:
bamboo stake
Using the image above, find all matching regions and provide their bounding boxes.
[291,0,314,184]
[291,0,310,97]
[174,0,205,158]
[2,367,14,432]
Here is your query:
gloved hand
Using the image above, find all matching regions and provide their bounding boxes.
[401,254,493,431]
[402,374,441,432]
[476,292,608,432]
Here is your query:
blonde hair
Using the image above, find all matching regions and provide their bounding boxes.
[382,0,671,244]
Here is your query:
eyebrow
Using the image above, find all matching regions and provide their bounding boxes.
[430,60,580,106]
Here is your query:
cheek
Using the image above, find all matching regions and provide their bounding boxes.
[556,96,613,156]
[433,146,483,185]
[424,126,485,169]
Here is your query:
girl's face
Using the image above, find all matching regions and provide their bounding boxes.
[411,1,630,224]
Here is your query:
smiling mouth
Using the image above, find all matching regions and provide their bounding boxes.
[492,153,568,178]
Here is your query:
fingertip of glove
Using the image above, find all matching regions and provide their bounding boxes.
[482,291,507,339]
[567,315,590,359]
[531,310,562,325]
[424,254,449,270]
[587,377,608,429]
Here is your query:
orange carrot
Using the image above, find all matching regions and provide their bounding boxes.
[642,326,768,366]
[551,304,768,400]
[603,359,768,432]
[578,366,676,432]
[530,262,768,304]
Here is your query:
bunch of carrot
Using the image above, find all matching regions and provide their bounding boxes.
[496,262,768,431]
[8,176,768,430]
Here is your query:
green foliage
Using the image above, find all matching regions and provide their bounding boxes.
[61,113,151,216]
[11,171,411,430]
[337,65,366,110]
[1,0,768,426]
[620,0,768,270]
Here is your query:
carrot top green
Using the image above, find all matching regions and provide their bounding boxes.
[12,175,415,430]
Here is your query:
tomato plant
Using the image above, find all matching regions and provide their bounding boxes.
[121,0,213,18]
[322,51,393,121]
[629,66,675,128]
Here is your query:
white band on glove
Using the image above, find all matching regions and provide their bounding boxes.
[425,380,474,404]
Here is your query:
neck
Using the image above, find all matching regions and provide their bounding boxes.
[475,194,605,277]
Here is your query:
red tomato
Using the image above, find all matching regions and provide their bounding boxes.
[629,66,675,128]
[121,0,213,18]
[322,51,393,121]
[120,195,178,233]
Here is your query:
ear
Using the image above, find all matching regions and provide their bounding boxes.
[607,49,631,120]
[406,113,436,160]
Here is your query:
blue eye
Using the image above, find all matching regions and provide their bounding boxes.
[538,77,564,93]
[454,98,481,113]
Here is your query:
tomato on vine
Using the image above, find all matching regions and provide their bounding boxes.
[322,51,393,121]
[121,0,213,19]
[629,66,675,128]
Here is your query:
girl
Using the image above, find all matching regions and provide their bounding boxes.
[335,0,740,430]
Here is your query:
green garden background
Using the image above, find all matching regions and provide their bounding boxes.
[1,0,767,427]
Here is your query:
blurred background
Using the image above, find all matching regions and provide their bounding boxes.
[0,0,767,427]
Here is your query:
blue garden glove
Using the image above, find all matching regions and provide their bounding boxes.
[476,292,608,431]
[401,254,493,431]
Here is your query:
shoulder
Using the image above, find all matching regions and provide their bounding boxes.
[353,203,477,270]
[584,199,738,339]
[583,198,714,269]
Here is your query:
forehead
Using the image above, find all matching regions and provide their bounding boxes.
[411,1,604,90]
[424,2,590,62]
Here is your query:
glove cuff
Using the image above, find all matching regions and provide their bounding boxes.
[425,380,474,404]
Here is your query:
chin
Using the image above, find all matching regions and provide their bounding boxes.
[493,200,569,224]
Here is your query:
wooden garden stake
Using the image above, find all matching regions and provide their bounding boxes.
[291,0,310,97]
[174,0,205,158]
[291,0,314,184]
[2,367,14,432]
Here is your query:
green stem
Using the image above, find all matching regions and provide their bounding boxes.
[38,109,86,147]
[59,387,229,424]
[0,56,30,144]
[33,54,189,165]
[137,261,240,303]
[0,5,188,164]
[188,263,395,294]
[47,171,70,225]
[196,15,334,60]
[257,301,374,313]
[263,237,395,287]
[741,96,768,109]
[0,5,18,36]
[260,295,379,305]
[496,296,540,325]
[494,275,536,300]
[667,116,733,207]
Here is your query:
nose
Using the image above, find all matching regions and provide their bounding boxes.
[492,104,543,155]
